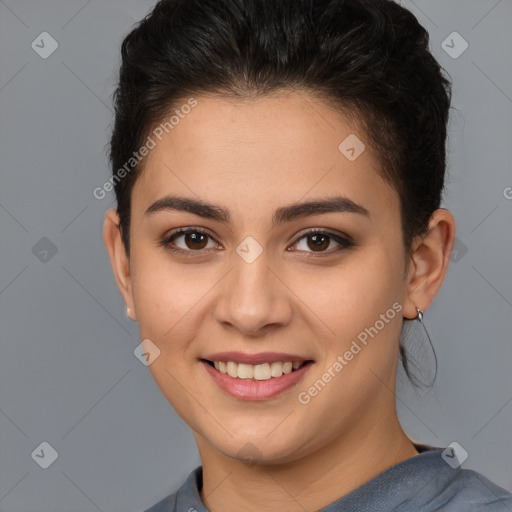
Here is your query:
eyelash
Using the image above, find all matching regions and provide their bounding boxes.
[159,227,353,258]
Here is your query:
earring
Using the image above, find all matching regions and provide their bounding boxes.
[415,307,424,323]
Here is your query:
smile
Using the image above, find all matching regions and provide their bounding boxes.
[200,358,314,401]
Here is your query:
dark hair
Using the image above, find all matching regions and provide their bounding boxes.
[108,0,451,383]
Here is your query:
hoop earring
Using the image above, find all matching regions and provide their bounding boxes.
[400,306,438,387]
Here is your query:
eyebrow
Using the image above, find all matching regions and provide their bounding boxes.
[144,194,370,227]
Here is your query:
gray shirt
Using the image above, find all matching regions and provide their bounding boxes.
[143,448,512,511]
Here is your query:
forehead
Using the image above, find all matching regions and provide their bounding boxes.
[132,91,397,219]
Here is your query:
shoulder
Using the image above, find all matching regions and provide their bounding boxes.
[141,492,177,512]
[351,447,512,512]
[441,468,512,510]
[407,463,512,511]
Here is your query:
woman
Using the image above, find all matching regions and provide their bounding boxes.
[103,0,512,510]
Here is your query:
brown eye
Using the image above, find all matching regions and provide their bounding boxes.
[183,231,208,250]
[165,228,217,253]
[307,233,330,251]
[292,230,352,255]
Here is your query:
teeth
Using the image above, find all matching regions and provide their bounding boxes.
[253,363,270,380]
[237,363,254,379]
[210,360,305,380]
[227,361,238,378]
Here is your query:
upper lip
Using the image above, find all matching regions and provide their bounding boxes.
[201,352,313,365]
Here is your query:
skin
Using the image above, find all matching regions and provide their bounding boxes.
[104,91,455,512]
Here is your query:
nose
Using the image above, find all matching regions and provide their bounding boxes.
[214,250,293,337]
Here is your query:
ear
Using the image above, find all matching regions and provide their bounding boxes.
[103,208,136,320]
[402,209,456,320]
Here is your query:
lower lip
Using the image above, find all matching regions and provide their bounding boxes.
[201,360,314,401]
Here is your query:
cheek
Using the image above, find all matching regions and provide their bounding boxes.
[293,247,406,412]
[291,248,405,343]
[129,246,202,346]
[293,254,404,415]
[128,249,207,422]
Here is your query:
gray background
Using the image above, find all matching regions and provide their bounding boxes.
[0,0,511,511]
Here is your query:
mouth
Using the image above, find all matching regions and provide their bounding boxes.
[199,355,315,401]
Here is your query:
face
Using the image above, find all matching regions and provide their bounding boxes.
[117,91,413,464]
